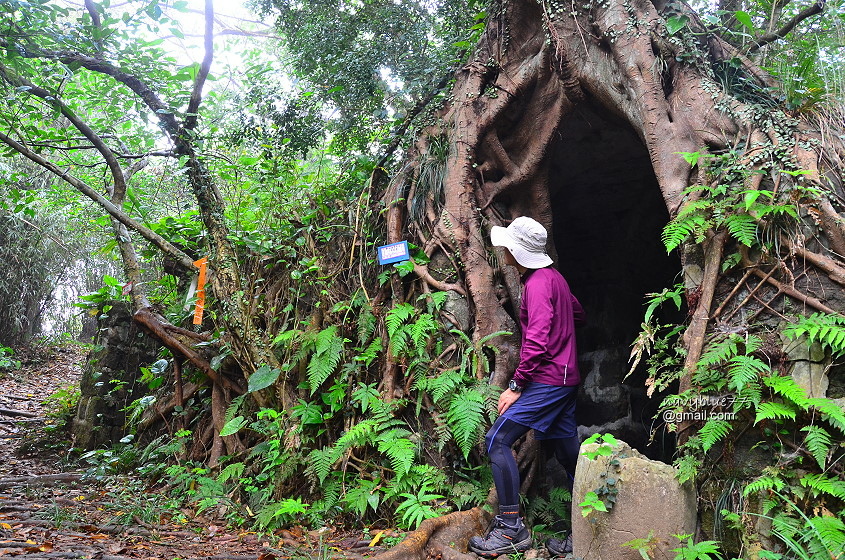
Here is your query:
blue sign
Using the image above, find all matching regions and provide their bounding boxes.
[377,241,410,265]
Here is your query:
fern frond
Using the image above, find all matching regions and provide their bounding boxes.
[783,312,845,358]
[677,198,713,218]
[699,334,742,366]
[377,435,418,477]
[224,394,247,423]
[806,397,845,433]
[217,462,245,484]
[354,337,382,367]
[724,213,758,247]
[307,326,346,394]
[662,212,708,253]
[427,368,464,403]
[307,448,336,485]
[800,473,845,500]
[736,382,762,410]
[447,387,486,459]
[743,475,785,497]
[388,327,410,357]
[700,419,733,453]
[357,305,377,345]
[332,419,377,456]
[410,313,438,356]
[801,425,832,469]
[420,291,449,311]
[386,303,415,339]
[728,355,768,391]
[755,401,797,423]
[808,516,845,555]
[763,375,810,408]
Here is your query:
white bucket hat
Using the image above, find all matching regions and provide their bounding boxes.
[490,216,554,269]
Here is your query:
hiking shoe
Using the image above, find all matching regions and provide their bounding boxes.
[546,533,573,557]
[468,515,532,558]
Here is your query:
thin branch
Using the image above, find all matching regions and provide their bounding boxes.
[0,62,127,199]
[745,0,826,53]
[185,0,214,130]
[25,143,176,159]
[0,39,183,138]
[0,131,195,271]
[84,0,101,28]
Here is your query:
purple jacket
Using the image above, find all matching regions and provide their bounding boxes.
[512,267,585,387]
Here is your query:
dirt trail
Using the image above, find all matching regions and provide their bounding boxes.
[0,343,382,559]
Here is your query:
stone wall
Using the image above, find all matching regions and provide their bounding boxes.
[72,302,160,450]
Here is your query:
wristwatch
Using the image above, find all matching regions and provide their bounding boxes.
[508,379,524,392]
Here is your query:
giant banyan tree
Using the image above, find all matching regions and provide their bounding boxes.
[378,0,845,557]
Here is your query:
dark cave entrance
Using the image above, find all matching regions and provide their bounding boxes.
[548,102,683,460]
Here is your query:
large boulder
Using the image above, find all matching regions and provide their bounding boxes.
[572,439,696,560]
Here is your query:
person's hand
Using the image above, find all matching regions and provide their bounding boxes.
[498,388,522,415]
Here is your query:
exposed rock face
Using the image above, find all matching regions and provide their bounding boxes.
[572,439,696,560]
[72,302,159,450]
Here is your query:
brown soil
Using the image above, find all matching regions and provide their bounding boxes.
[0,343,393,560]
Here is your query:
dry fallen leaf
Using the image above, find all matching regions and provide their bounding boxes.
[368,530,385,547]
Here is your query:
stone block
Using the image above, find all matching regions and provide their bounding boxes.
[572,439,696,560]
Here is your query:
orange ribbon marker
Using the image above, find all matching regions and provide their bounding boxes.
[193,257,208,325]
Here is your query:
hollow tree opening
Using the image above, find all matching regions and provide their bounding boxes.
[548,101,683,460]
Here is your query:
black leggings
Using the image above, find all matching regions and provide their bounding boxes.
[485,417,580,507]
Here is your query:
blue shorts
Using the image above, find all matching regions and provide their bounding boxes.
[501,382,578,439]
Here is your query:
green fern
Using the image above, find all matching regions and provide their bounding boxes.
[699,334,743,366]
[806,397,845,433]
[446,387,486,459]
[763,375,810,407]
[342,479,381,517]
[424,368,464,403]
[700,418,733,452]
[728,354,768,391]
[217,462,245,484]
[736,382,762,410]
[743,475,786,497]
[662,212,709,253]
[224,394,247,423]
[783,312,845,357]
[395,490,446,529]
[386,303,415,339]
[801,425,832,469]
[307,326,346,394]
[800,473,845,500]
[807,516,845,558]
[308,447,336,485]
[354,337,382,367]
[724,213,758,246]
[755,401,798,423]
[410,313,438,356]
[377,433,418,477]
[357,304,377,345]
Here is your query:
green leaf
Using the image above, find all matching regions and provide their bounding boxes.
[734,10,755,32]
[220,415,247,437]
[248,364,281,393]
[666,15,689,35]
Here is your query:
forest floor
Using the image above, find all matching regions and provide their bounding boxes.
[0,342,394,560]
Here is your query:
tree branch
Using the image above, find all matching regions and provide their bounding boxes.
[185,0,214,130]
[0,62,128,200]
[745,0,826,53]
[0,39,183,138]
[0,131,195,271]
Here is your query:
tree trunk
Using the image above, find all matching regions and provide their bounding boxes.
[380,0,843,555]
